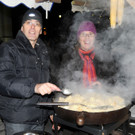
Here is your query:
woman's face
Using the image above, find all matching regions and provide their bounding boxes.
[78,31,95,51]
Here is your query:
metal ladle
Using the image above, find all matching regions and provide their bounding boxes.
[55,89,72,96]
[61,89,72,96]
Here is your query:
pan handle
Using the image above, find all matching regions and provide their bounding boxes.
[76,112,85,126]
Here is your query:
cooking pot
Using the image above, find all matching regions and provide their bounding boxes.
[14,131,51,135]
[54,104,132,126]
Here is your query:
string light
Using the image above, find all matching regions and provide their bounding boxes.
[59,15,62,18]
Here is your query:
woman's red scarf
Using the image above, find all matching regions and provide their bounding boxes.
[79,48,97,87]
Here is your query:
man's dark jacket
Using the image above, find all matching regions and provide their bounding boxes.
[0,30,52,124]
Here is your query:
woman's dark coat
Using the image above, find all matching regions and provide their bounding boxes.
[58,46,118,88]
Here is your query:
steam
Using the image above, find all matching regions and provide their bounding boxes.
[54,2,135,111]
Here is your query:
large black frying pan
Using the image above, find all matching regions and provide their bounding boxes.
[54,104,132,126]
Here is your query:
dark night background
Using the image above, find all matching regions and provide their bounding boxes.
[0,0,113,71]
[9,0,110,42]
[8,1,111,70]
[1,2,135,135]
[0,0,112,74]
[11,0,72,39]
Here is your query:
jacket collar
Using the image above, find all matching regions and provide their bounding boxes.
[16,30,42,49]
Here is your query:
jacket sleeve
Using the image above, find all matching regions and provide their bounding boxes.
[0,43,36,98]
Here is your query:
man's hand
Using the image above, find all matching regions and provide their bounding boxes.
[34,82,61,95]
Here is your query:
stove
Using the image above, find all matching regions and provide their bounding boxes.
[53,113,131,135]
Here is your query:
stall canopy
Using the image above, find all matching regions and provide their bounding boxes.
[0,0,55,19]
[0,0,134,28]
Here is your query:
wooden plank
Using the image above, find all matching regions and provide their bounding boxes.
[117,0,124,26]
[35,0,61,3]
[72,1,85,6]
[35,0,45,2]
[110,0,117,28]
[50,0,61,3]
[72,0,89,6]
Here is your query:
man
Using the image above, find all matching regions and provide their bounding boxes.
[0,8,60,135]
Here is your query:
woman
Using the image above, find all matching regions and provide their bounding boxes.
[58,21,108,89]
[58,20,121,135]
[76,21,99,87]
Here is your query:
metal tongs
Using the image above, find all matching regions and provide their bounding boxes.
[37,102,69,106]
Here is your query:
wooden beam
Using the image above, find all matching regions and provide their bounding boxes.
[50,0,61,3]
[72,0,89,6]
[35,0,61,3]
[72,1,85,6]
[35,0,45,2]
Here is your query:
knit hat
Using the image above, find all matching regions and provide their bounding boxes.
[22,8,42,27]
[77,21,96,38]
